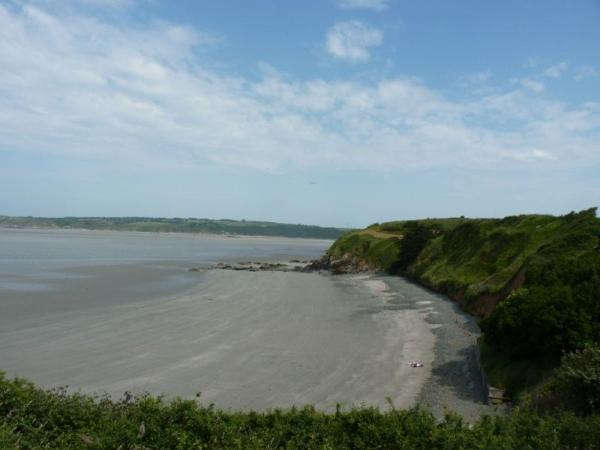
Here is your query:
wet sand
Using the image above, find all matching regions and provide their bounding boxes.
[1,269,434,411]
[0,268,490,416]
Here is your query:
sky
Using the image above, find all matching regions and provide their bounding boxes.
[0,0,599,227]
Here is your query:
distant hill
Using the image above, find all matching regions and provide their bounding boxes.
[0,216,345,239]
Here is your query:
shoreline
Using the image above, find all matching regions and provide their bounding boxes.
[1,226,490,418]
[0,268,426,410]
[1,261,490,417]
[0,226,337,243]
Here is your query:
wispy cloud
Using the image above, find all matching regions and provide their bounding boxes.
[25,0,143,11]
[573,66,598,81]
[325,21,383,62]
[518,78,545,93]
[511,148,558,162]
[543,61,568,78]
[511,61,576,93]
[335,0,389,11]
[467,71,492,84]
[0,3,599,175]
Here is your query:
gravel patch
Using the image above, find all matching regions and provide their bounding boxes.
[371,275,497,421]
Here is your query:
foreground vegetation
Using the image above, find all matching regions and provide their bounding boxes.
[2,373,600,449]
[0,216,345,239]
[328,208,600,397]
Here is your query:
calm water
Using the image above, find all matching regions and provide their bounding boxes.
[0,228,331,324]
[0,228,330,278]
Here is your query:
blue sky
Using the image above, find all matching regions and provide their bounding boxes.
[0,0,599,227]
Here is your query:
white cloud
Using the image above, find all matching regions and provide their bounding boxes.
[510,149,557,162]
[335,0,389,11]
[81,0,137,7]
[0,3,599,175]
[24,0,142,11]
[531,149,557,160]
[325,21,383,62]
[543,61,568,78]
[468,71,492,83]
[519,78,545,93]
[573,66,597,81]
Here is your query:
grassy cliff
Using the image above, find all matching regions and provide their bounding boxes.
[328,208,600,396]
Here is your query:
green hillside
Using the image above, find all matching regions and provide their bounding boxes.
[328,208,600,397]
[0,216,344,239]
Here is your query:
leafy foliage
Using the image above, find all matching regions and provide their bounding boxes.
[389,222,437,273]
[481,212,600,359]
[531,345,600,415]
[2,373,600,449]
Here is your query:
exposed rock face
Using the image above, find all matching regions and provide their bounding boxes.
[304,253,372,274]
[191,261,311,273]
[193,254,375,276]
[303,255,330,272]
[212,262,305,272]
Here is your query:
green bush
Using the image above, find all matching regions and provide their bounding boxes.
[3,372,600,449]
[532,345,600,415]
[481,249,600,360]
[389,223,436,274]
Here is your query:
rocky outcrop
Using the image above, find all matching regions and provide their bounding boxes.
[303,255,331,271]
[191,261,312,273]
[193,254,375,276]
[304,253,373,274]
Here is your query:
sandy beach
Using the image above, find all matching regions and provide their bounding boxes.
[0,270,490,417]
[1,269,426,409]
[0,229,490,417]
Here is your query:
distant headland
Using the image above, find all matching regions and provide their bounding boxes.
[0,215,346,239]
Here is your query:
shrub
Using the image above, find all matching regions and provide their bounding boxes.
[389,223,436,274]
[532,345,600,415]
[3,372,600,448]
[481,249,600,360]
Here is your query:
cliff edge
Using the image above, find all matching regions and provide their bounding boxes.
[321,208,600,399]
